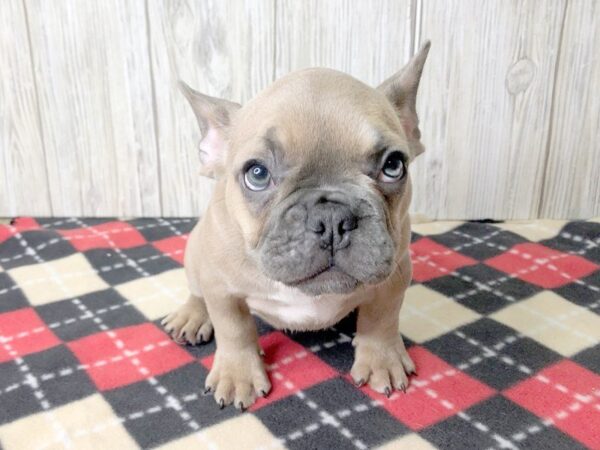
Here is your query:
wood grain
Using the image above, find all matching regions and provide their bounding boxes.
[147,0,275,216]
[2,1,599,219]
[0,0,50,216]
[540,0,600,218]
[275,0,414,86]
[25,0,160,216]
[411,0,566,219]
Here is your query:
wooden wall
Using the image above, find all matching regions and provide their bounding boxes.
[1,0,598,219]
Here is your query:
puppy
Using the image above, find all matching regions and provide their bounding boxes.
[162,42,431,410]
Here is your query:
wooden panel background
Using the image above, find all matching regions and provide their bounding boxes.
[147,0,275,216]
[540,0,600,218]
[412,0,566,219]
[0,1,50,215]
[0,0,598,219]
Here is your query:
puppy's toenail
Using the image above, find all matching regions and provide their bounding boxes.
[401,384,407,393]
[354,378,365,388]
[384,387,392,398]
[260,390,268,398]
[203,387,212,395]
[238,402,246,412]
[219,399,225,409]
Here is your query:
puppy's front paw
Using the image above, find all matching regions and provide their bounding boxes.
[350,335,416,396]
[161,299,213,345]
[205,348,271,410]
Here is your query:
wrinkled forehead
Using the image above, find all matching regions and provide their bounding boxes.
[265,107,379,165]
[230,72,407,171]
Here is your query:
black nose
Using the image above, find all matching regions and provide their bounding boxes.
[307,201,358,251]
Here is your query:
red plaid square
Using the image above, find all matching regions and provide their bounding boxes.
[10,217,40,231]
[68,323,193,390]
[0,218,40,244]
[0,226,10,245]
[58,221,147,251]
[485,243,598,289]
[410,238,477,282]
[201,331,337,410]
[0,308,60,362]
[359,346,495,430]
[152,236,187,265]
[504,360,600,449]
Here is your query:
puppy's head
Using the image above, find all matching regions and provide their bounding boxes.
[182,42,430,296]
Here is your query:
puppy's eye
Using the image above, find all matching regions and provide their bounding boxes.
[244,163,272,191]
[379,151,405,182]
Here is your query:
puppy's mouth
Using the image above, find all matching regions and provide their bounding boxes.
[285,263,358,296]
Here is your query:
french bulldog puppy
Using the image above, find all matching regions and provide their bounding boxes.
[162,42,431,410]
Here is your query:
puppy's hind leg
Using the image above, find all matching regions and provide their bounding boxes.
[162,295,213,345]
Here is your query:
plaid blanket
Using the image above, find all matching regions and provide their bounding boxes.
[0,217,598,450]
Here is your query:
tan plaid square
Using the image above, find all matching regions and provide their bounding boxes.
[159,414,283,449]
[7,254,109,305]
[376,433,437,449]
[400,285,480,343]
[492,291,600,356]
[411,221,464,236]
[0,394,137,449]
[495,219,568,242]
[115,268,187,320]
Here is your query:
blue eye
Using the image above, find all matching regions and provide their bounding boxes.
[379,151,405,182]
[244,163,272,191]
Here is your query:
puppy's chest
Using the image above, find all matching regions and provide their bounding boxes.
[246,284,364,331]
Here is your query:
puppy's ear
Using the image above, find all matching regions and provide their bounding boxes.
[179,81,241,178]
[378,41,430,158]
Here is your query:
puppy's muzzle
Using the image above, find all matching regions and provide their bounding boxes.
[258,186,394,295]
[306,198,358,253]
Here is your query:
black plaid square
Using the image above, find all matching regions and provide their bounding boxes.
[0,230,77,270]
[304,378,410,448]
[83,245,181,285]
[0,273,29,313]
[128,218,196,242]
[421,395,586,450]
[572,343,600,374]
[554,270,600,308]
[424,264,542,315]
[424,318,561,390]
[428,222,527,260]
[103,362,234,448]
[540,221,600,265]
[411,231,422,243]
[289,327,355,373]
[255,378,372,450]
[0,345,95,425]
[37,289,146,341]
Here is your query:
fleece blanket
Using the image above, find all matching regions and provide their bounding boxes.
[0,217,598,449]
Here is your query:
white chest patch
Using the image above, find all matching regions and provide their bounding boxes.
[246,282,365,331]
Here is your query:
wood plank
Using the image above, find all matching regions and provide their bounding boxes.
[540,1,600,218]
[275,0,414,86]
[0,0,50,216]
[412,0,566,219]
[26,0,160,216]
[148,0,275,216]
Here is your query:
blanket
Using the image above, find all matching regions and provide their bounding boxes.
[0,217,598,449]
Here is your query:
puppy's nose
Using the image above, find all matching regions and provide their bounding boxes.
[307,203,357,251]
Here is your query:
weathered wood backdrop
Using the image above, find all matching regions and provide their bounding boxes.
[1,0,598,219]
